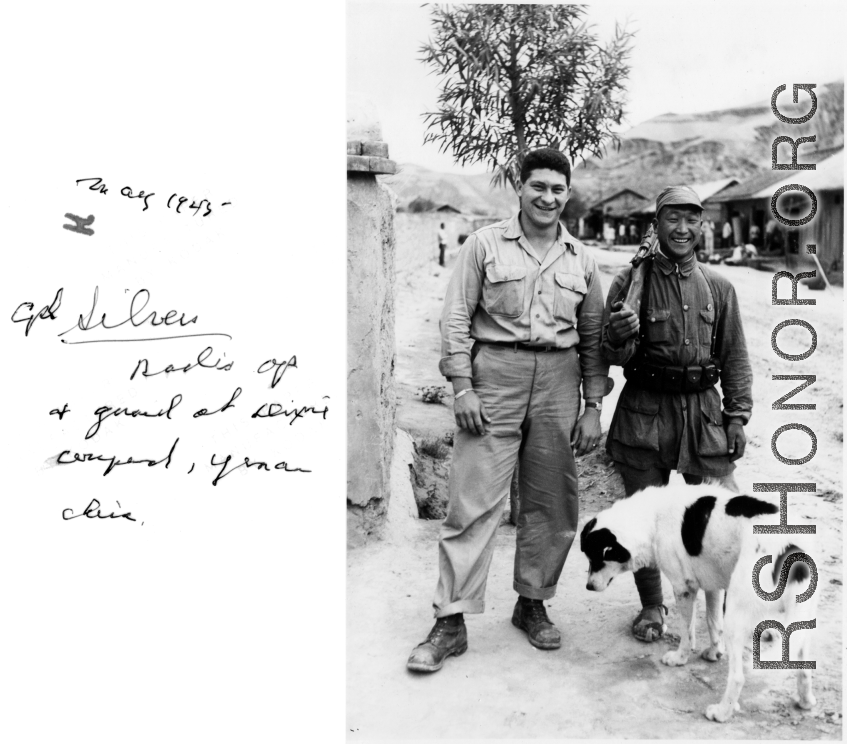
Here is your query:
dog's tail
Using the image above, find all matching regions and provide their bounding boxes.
[771,544,811,585]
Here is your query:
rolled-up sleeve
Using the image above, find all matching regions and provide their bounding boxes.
[576,257,610,398]
[439,236,483,379]
[716,283,753,423]
[600,268,638,367]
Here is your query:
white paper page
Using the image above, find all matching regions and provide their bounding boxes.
[1,5,344,742]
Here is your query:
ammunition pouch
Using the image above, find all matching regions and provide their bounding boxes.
[623,359,721,394]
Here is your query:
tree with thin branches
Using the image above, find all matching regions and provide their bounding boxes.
[420,4,633,190]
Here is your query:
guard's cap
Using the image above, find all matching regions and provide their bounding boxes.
[655,186,702,216]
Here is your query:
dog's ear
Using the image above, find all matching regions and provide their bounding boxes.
[580,518,597,549]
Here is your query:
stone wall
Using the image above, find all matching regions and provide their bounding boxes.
[394,212,503,279]
[395,212,466,278]
[347,115,398,546]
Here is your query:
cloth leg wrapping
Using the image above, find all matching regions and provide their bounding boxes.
[616,463,670,607]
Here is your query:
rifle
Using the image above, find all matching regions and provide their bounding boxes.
[618,223,659,318]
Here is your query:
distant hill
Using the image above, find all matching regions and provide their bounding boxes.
[381,163,517,217]
[575,80,843,208]
[382,80,843,215]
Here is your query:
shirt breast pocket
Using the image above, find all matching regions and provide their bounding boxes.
[483,264,527,318]
[553,272,587,325]
[645,308,671,343]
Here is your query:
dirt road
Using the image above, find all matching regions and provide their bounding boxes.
[347,245,843,740]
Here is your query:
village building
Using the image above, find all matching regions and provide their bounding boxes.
[759,148,843,281]
[579,180,739,245]
[704,147,843,282]
[704,171,795,248]
[580,188,650,242]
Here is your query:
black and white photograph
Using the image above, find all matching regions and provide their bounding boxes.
[347,2,844,739]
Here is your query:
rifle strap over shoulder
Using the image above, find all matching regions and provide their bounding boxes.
[696,264,720,358]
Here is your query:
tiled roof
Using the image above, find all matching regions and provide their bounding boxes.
[706,147,843,202]
[705,171,794,202]
[752,149,843,196]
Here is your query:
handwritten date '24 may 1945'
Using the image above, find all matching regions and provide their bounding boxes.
[76,177,230,216]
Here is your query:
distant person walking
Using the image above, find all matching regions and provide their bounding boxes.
[618,223,626,245]
[628,223,638,245]
[438,223,448,267]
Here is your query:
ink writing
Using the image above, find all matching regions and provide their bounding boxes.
[56,438,179,476]
[120,185,154,211]
[257,356,298,388]
[63,499,136,522]
[131,346,233,380]
[11,288,63,336]
[75,176,230,217]
[251,398,330,423]
[210,453,311,486]
[85,394,183,439]
[60,287,199,337]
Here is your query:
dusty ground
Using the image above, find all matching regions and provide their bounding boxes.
[348,244,843,740]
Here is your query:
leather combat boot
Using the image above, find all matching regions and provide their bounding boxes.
[511,597,561,650]
[406,616,468,672]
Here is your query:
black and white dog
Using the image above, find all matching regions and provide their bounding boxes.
[580,483,817,722]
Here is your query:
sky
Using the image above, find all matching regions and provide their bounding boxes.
[348,0,845,174]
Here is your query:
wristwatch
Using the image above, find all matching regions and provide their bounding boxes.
[584,401,602,413]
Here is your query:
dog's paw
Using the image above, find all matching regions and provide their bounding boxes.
[704,703,735,722]
[701,645,724,662]
[661,649,689,667]
[792,691,816,710]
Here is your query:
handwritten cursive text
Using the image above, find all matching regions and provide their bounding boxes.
[86,395,183,439]
[210,453,311,486]
[11,288,63,336]
[56,438,178,476]
[60,288,198,338]
[131,346,233,380]
[63,498,136,522]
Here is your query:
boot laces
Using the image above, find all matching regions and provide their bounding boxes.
[427,618,458,645]
[524,601,551,625]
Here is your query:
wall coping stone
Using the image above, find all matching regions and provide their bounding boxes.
[347,141,396,175]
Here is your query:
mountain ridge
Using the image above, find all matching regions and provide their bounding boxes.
[382,80,843,216]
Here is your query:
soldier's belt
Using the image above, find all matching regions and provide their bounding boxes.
[481,340,567,353]
[623,360,720,394]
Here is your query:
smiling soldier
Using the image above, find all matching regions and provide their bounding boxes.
[601,186,753,643]
[407,148,609,672]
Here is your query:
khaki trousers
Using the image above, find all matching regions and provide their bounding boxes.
[433,344,581,617]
